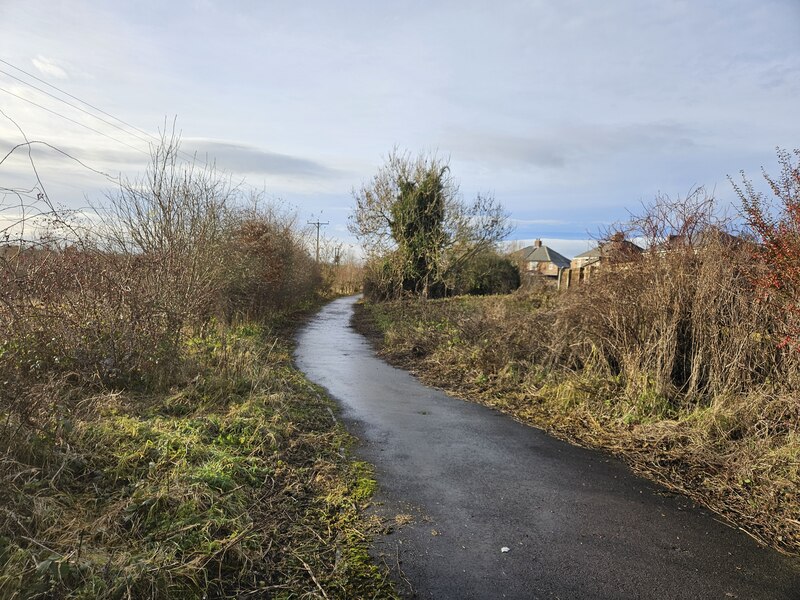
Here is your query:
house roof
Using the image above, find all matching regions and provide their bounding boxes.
[513,244,571,269]
[651,227,744,252]
[574,239,644,259]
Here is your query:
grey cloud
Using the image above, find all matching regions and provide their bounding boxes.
[590,122,700,154]
[0,138,145,169]
[0,138,342,182]
[445,129,567,168]
[759,62,800,92]
[445,121,700,169]
[184,141,341,179]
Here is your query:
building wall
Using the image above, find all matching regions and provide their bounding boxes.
[527,260,559,275]
[571,256,597,269]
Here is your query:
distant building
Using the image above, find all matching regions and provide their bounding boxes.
[510,239,570,283]
[648,227,744,255]
[563,234,644,288]
[571,235,644,270]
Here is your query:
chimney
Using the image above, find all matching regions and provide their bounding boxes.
[534,239,542,248]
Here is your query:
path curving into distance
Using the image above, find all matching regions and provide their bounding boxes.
[295,295,799,599]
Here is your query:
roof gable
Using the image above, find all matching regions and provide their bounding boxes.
[575,239,644,259]
[515,244,570,269]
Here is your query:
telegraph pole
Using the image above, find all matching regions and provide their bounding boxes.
[307,219,328,262]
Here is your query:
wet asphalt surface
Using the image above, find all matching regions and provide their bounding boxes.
[295,296,800,599]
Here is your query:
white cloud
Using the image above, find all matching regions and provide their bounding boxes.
[0,1,797,246]
[31,56,68,79]
[511,218,566,226]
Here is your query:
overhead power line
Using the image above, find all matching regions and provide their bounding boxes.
[0,58,159,145]
[0,67,155,147]
[0,57,208,167]
[0,85,150,156]
[0,139,120,184]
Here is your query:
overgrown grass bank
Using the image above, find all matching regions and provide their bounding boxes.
[0,318,396,599]
[355,294,800,556]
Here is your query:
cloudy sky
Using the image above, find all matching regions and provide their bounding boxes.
[1,0,798,257]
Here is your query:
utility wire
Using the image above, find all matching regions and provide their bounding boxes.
[0,86,150,157]
[0,67,155,147]
[0,140,120,184]
[0,57,159,144]
[0,58,208,166]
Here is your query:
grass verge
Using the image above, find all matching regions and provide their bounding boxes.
[0,315,397,599]
[354,294,800,557]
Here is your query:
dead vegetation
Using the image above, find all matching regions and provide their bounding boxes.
[0,135,395,598]
[355,188,800,556]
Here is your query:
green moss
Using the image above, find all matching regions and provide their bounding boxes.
[350,462,379,502]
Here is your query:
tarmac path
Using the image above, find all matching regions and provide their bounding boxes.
[295,295,800,599]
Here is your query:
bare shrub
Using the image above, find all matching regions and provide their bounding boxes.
[734,147,800,347]
[329,261,364,296]
[220,205,322,322]
[311,238,364,296]
[554,188,795,406]
[0,243,187,393]
[0,135,323,427]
